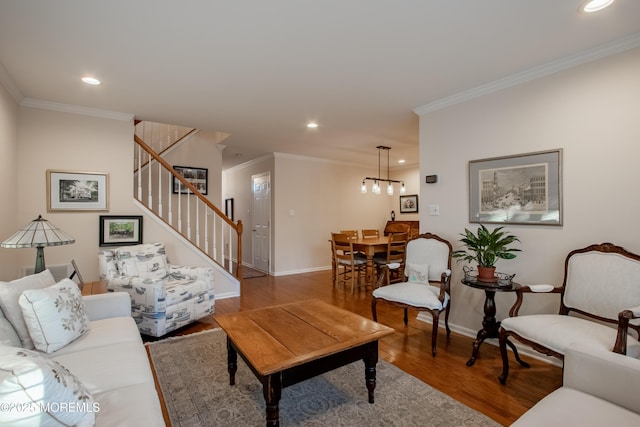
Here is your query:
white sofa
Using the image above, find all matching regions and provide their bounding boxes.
[0,270,165,426]
[512,346,640,426]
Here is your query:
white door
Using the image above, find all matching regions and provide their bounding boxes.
[251,173,271,272]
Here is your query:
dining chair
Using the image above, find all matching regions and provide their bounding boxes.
[361,229,380,239]
[385,222,411,235]
[332,233,367,294]
[371,232,453,356]
[340,229,365,258]
[340,229,359,240]
[373,232,408,287]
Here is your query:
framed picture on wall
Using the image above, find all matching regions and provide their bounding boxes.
[47,170,109,212]
[172,165,208,195]
[99,215,143,247]
[400,194,419,213]
[225,198,234,221]
[468,148,562,225]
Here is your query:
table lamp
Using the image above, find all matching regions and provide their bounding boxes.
[1,214,75,274]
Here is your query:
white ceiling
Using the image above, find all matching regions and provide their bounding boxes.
[1,1,639,169]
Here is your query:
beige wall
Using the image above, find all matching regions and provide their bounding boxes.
[417,46,640,336]
[223,152,419,275]
[2,106,236,295]
[274,153,398,275]
[14,107,134,280]
[386,166,420,223]
[0,82,19,280]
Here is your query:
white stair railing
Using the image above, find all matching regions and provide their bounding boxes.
[133,133,243,279]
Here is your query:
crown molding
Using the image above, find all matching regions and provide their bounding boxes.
[414,32,640,116]
[274,151,345,165]
[274,151,381,169]
[223,153,275,174]
[20,98,134,122]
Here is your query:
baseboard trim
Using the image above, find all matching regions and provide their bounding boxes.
[416,313,562,367]
[272,266,332,277]
[214,290,241,300]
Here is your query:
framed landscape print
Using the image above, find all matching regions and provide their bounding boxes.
[99,215,143,247]
[172,165,208,195]
[47,170,109,212]
[468,149,562,226]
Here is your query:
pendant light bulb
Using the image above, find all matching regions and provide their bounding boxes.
[361,180,367,194]
[373,181,380,194]
[400,182,406,194]
[387,182,394,196]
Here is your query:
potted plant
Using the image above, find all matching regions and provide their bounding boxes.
[452,224,521,282]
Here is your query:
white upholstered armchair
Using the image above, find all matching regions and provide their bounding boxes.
[98,242,214,337]
[512,346,640,426]
[498,242,640,384]
[371,233,452,356]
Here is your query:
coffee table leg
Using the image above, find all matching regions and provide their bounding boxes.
[226,337,237,386]
[263,374,282,426]
[363,342,378,403]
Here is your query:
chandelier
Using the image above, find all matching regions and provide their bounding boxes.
[361,146,406,195]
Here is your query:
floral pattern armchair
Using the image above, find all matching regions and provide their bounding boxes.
[98,242,214,337]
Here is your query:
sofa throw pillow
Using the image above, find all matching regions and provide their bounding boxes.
[0,270,56,349]
[19,279,90,353]
[0,310,21,348]
[0,345,96,426]
[407,263,430,285]
[115,242,169,280]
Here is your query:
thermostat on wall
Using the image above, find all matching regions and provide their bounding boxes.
[425,175,438,184]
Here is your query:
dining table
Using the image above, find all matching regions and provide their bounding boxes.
[331,236,390,289]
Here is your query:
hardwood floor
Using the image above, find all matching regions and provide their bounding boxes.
[153,270,562,426]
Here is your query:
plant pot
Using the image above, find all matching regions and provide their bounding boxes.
[477,266,498,283]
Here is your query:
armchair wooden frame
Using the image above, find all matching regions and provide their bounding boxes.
[371,232,453,356]
[498,242,640,384]
[617,308,640,355]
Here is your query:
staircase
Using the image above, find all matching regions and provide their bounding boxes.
[133,121,243,279]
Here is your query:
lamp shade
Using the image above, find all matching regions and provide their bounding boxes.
[2,215,75,274]
[1,215,75,248]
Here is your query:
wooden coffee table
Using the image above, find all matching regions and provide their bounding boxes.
[215,299,394,426]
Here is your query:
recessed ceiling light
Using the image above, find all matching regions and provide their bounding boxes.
[306,122,318,129]
[81,76,101,85]
[581,0,614,13]
[398,159,406,164]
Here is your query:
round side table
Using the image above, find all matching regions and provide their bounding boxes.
[461,275,531,368]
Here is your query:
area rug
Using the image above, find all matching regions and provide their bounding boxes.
[147,329,500,427]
